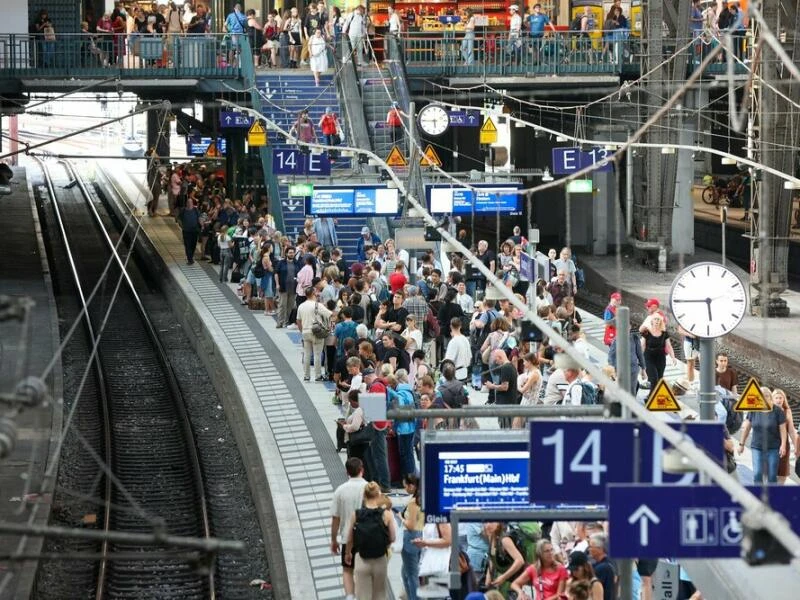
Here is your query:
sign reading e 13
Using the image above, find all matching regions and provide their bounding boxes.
[551,147,613,175]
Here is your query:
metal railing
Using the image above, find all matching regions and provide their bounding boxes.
[396,30,749,78]
[0,32,242,78]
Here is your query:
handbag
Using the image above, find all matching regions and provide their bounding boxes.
[311,302,329,340]
[481,332,508,364]
[348,423,374,446]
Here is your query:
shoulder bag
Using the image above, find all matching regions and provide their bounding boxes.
[348,423,374,446]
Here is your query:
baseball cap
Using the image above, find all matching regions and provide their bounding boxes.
[509,4,519,12]
[645,298,660,309]
[362,366,376,376]
[361,226,370,235]
[465,593,487,600]
[610,292,622,301]
[568,550,590,571]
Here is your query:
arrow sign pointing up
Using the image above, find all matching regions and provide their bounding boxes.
[628,504,660,546]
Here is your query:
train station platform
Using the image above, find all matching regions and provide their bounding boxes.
[0,167,62,597]
[96,161,788,599]
[579,246,800,385]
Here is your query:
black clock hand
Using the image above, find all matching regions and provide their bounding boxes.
[707,298,713,321]
[672,299,708,303]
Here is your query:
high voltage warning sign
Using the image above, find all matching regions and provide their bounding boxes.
[480,117,498,144]
[645,378,680,412]
[204,141,219,157]
[733,378,771,412]
[385,145,407,167]
[247,120,267,147]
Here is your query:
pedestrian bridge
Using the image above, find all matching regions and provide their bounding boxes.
[0,33,249,98]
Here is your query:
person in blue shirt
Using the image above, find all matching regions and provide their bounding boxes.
[386,370,417,479]
[224,3,247,63]
[356,226,381,262]
[526,3,555,63]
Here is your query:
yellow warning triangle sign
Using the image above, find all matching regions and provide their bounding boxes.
[480,117,497,133]
[645,378,681,412]
[248,120,266,135]
[385,145,408,167]
[420,144,442,167]
[204,141,219,157]
[733,378,772,412]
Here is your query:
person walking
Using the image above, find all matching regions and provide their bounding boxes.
[330,457,367,600]
[461,8,476,64]
[344,5,366,64]
[308,27,328,85]
[217,225,233,282]
[640,314,676,388]
[386,101,404,146]
[177,197,201,264]
[296,285,331,381]
[400,474,424,600]
[290,109,317,153]
[319,108,341,159]
[738,389,789,484]
[772,389,799,484]
[345,481,396,600]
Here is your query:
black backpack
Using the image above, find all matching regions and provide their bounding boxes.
[717,386,743,434]
[353,507,389,559]
[570,14,585,32]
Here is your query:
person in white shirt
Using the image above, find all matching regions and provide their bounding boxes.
[507,5,522,64]
[562,368,585,405]
[387,5,401,34]
[444,317,472,382]
[455,282,474,314]
[344,5,366,64]
[296,286,333,381]
[330,457,367,600]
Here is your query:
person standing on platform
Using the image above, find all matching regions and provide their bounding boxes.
[640,314,676,388]
[296,285,332,381]
[738,390,788,484]
[506,5,522,65]
[314,215,338,249]
[343,5,366,64]
[485,349,518,429]
[357,226,382,262]
[275,246,300,328]
[603,292,621,346]
[330,457,367,600]
[177,197,202,265]
[714,352,738,395]
[527,3,555,64]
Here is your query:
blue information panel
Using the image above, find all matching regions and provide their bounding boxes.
[449,110,481,127]
[609,484,800,559]
[551,147,613,175]
[272,148,331,176]
[422,433,530,519]
[219,111,253,128]
[426,184,522,215]
[307,186,400,216]
[529,420,724,504]
[186,137,227,156]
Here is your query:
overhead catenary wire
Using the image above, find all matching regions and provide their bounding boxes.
[219,77,800,562]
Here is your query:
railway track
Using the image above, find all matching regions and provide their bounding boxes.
[35,158,214,599]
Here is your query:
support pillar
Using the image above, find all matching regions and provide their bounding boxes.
[671,90,698,256]
[225,130,246,201]
[146,108,170,214]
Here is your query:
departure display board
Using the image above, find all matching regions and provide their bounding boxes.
[306,186,400,216]
[425,184,522,215]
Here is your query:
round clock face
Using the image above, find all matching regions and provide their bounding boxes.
[418,104,450,137]
[669,262,747,339]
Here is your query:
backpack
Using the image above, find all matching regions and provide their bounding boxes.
[353,507,389,559]
[423,307,441,341]
[569,14,585,32]
[717,385,743,434]
[561,380,598,405]
[439,381,468,409]
[496,523,541,569]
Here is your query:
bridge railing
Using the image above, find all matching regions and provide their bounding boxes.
[0,32,243,79]
[396,30,748,78]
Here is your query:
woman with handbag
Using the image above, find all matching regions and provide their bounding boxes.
[341,390,373,470]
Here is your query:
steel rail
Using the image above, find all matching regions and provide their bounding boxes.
[62,159,216,599]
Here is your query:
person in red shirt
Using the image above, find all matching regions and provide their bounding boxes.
[386,101,405,145]
[319,107,340,158]
[603,292,621,346]
[388,261,408,294]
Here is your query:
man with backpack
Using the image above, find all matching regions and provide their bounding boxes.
[330,458,367,600]
[561,365,598,406]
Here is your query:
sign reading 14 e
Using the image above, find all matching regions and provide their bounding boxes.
[529,420,724,504]
[552,147,613,175]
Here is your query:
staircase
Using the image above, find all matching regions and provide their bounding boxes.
[358,65,405,161]
[255,71,369,263]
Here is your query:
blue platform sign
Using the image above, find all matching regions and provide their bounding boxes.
[608,484,800,558]
[449,110,481,127]
[307,186,400,216]
[551,147,613,175]
[529,420,724,504]
[422,432,530,519]
[426,184,522,215]
[272,149,331,176]
[219,111,253,128]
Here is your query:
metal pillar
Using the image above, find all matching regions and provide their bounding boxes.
[699,337,716,421]
[749,0,797,317]
[616,307,631,414]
